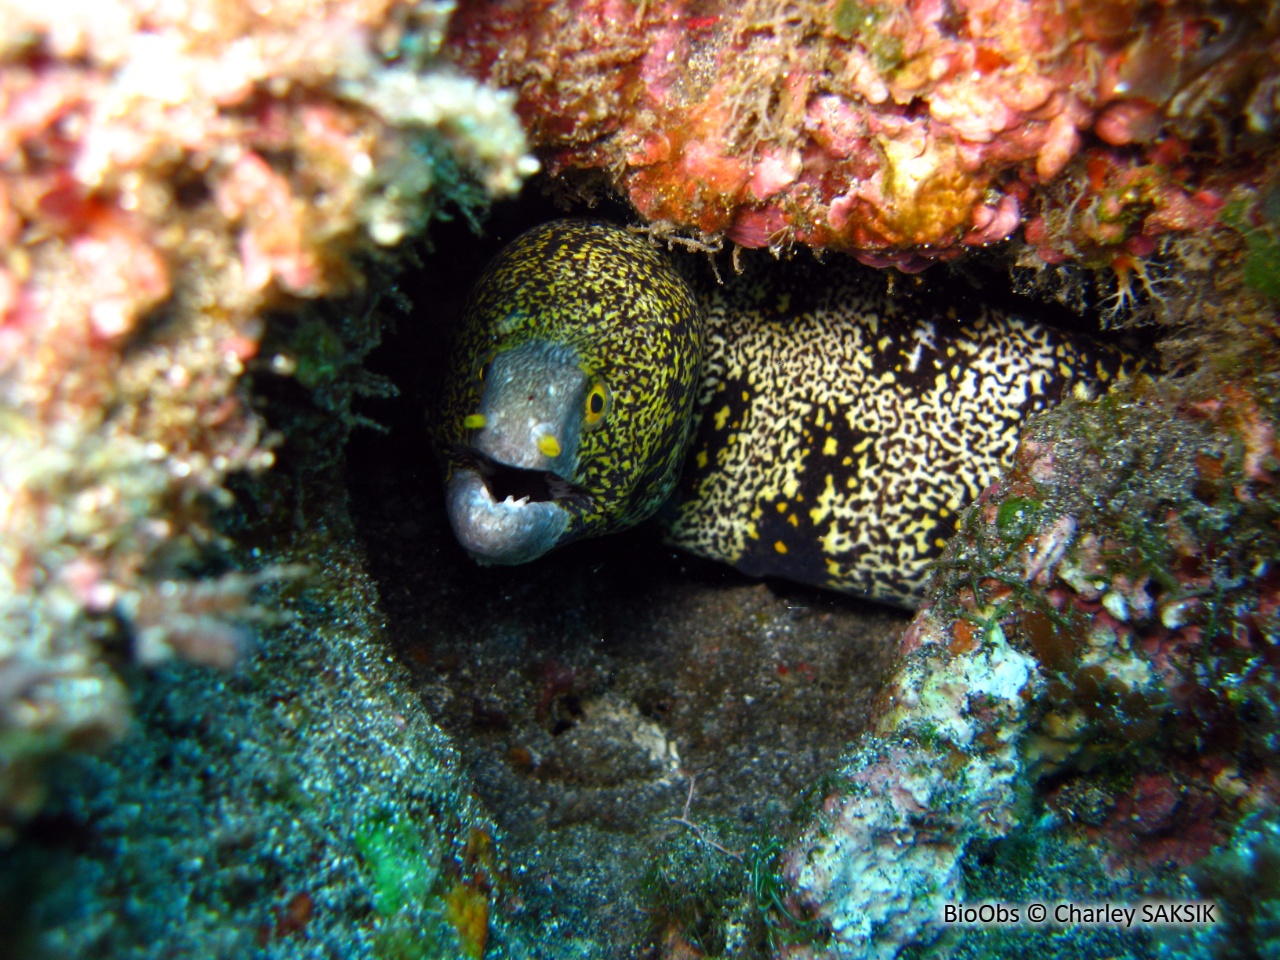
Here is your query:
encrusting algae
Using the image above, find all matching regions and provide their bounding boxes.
[0,0,536,836]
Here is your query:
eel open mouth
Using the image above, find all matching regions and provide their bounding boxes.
[466,450,586,506]
[444,449,588,565]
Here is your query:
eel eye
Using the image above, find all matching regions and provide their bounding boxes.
[584,382,610,429]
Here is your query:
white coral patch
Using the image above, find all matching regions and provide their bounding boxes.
[354,67,538,196]
[915,623,1038,747]
[585,695,681,781]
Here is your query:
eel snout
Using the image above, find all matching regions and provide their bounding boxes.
[445,460,575,566]
[444,336,591,565]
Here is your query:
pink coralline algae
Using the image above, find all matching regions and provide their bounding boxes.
[0,0,534,835]
[777,379,1280,958]
[448,0,1280,266]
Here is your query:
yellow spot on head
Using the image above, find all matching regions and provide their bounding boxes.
[776,502,788,513]
[463,414,487,430]
[823,436,837,456]
[774,540,788,554]
[696,450,708,469]
[538,433,562,458]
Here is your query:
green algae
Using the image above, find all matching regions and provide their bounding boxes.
[996,497,1043,542]
[830,0,904,71]
[832,0,877,39]
[0,461,538,960]
[354,815,508,960]
[355,816,442,917]
[941,380,1280,648]
[640,822,826,956]
[1222,188,1280,302]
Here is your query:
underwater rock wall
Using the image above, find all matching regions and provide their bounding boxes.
[447,0,1277,279]
[438,4,1280,956]
[780,378,1280,958]
[0,0,533,834]
[3,473,527,959]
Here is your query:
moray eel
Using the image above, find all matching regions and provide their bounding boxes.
[435,220,703,564]
[436,219,1142,607]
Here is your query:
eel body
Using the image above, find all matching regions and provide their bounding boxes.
[436,220,1141,608]
[664,260,1140,607]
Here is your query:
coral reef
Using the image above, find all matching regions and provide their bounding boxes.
[1,469,537,960]
[334,249,914,952]
[778,372,1280,958]
[1163,810,1280,958]
[5,3,1280,957]
[0,0,534,836]
[448,0,1280,274]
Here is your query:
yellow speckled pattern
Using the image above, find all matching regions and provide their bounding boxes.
[436,220,704,544]
[437,221,1144,608]
[661,259,1144,608]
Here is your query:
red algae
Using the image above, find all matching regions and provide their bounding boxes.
[0,0,534,835]
[780,374,1280,957]
[448,0,1280,267]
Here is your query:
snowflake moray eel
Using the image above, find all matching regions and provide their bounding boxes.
[435,219,1142,608]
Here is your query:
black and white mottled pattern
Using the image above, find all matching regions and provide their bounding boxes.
[663,259,1141,608]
